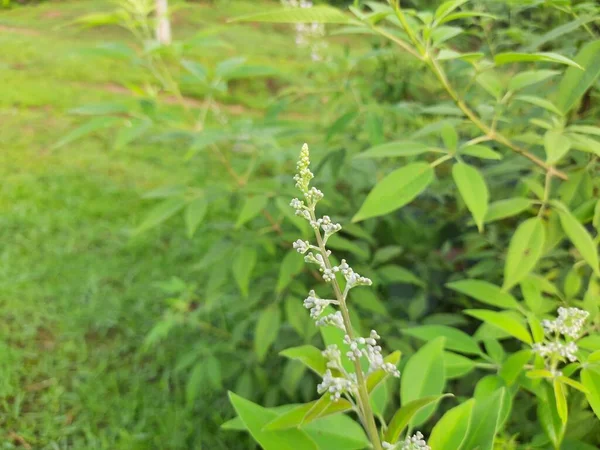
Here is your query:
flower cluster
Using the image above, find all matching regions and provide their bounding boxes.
[317,369,356,401]
[542,307,589,339]
[344,331,400,377]
[290,143,399,410]
[303,290,338,319]
[382,432,430,450]
[532,306,588,364]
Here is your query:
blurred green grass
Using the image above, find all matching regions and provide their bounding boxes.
[0,0,346,448]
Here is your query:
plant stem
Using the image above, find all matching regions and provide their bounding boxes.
[426,57,568,180]
[388,3,568,181]
[538,170,554,217]
[310,212,383,450]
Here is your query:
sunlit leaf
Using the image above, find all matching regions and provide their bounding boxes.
[353,163,435,222]
[452,162,489,232]
[465,310,532,344]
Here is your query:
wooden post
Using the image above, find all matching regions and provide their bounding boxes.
[155,0,171,45]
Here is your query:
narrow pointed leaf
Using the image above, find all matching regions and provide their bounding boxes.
[503,217,546,290]
[556,40,600,114]
[353,163,434,222]
[452,163,489,232]
[446,279,521,310]
[554,202,600,276]
[280,346,327,376]
[400,337,446,427]
[384,394,452,444]
[465,309,532,344]
[429,399,474,450]
[494,52,582,69]
[228,393,318,450]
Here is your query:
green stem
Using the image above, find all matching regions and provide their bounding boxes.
[310,211,383,450]
[538,170,553,217]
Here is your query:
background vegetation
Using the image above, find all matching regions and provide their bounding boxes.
[1,0,599,449]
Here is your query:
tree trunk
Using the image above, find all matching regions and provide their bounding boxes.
[155,0,171,45]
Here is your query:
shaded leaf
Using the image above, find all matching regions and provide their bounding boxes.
[503,217,546,290]
[255,306,281,362]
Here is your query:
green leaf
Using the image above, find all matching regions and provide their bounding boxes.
[438,11,496,25]
[400,337,446,427]
[544,130,571,164]
[403,325,480,355]
[503,217,546,290]
[499,350,532,386]
[461,389,505,450]
[554,202,600,276]
[431,26,463,45]
[508,70,561,92]
[378,265,424,286]
[181,59,208,82]
[514,95,563,116]
[52,116,122,150]
[452,163,489,232]
[354,141,432,159]
[527,369,554,379]
[459,144,502,160]
[303,413,370,449]
[228,393,317,450]
[114,118,151,150]
[524,15,600,51]
[444,351,476,379]
[254,306,281,363]
[263,398,352,431]
[581,368,600,421]
[351,289,388,315]
[556,40,600,114]
[135,197,187,234]
[205,355,222,390]
[236,195,269,228]
[441,123,458,150]
[485,198,533,223]
[370,382,389,417]
[446,279,521,310]
[429,399,474,450]
[372,246,403,266]
[326,111,358,142]
[280,346,327,376]
[186,362,206,407]
[476,71,503,99]
[554,378,568,424]
[558,376,589,394]
[568,133,600,156]
[465,310,532,344]
[230,6,352,24]
[353,163,434,222]
[434,0,468,23]
[327,235,369,260]
[276,250,305,293]
[232,247,257,298]
[384,394,452,444]
[184,197,208,238]
[494,52,581,69]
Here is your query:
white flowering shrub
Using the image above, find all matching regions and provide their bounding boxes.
[225,1,600,449]
[61,0,600,447]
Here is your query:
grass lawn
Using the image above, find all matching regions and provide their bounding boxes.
[0,1,348,448]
